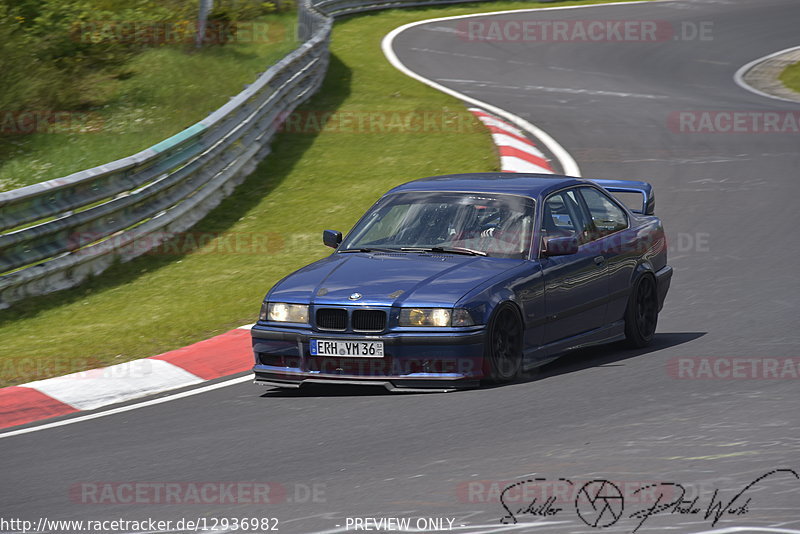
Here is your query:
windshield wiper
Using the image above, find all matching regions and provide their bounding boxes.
[400,246,487,257]
[338,247,403,253]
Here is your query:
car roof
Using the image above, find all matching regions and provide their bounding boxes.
[386,173,588,199]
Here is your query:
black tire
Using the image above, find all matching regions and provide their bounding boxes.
[624,274,659,348]
[484,303,523,383]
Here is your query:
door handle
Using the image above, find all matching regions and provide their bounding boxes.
[594,256,606,266]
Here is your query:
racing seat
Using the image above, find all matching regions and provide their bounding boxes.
[542,203,572,238]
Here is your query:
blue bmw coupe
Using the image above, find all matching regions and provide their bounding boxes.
[251,173,672,392]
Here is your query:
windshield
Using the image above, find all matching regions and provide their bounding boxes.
[340,191,535,259]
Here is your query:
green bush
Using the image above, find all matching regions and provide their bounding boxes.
[0,0,298,138]
[0,5,74,111]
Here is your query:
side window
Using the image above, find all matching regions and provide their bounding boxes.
[579,187,628,237]
[542,190,592,245]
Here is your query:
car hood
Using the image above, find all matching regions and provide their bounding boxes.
[267,252,523,307]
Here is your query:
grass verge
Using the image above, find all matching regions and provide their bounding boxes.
[0,13,299,192]
[0,0,641,386]
[779,61,800,94]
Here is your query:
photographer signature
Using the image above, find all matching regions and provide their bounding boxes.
[499,468,798,532]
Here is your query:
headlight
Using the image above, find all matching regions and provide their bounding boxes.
[399,308,475,327]
[261,302,309,323]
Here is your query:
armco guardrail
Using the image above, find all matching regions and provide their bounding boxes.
[0,0,510,309]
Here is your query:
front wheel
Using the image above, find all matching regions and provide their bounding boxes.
[484,303,523,382]
[624,274,658,348]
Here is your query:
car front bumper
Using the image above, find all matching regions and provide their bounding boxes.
[251,325,486,391]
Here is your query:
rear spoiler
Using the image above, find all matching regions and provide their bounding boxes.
[588,179,655,215]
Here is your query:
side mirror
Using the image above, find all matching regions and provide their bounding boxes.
[323,229,342,249]
[542,236,578,257]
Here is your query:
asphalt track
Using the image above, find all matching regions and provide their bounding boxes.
[2,1,799,533]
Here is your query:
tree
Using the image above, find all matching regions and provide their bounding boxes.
[195,0,214,48]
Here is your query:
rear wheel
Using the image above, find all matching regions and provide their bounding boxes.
[484,303,523,382]
[624,274,658,348]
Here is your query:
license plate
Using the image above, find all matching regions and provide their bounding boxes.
[310,339,384,358]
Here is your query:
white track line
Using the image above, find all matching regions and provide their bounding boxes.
[0,375,251,439]
[383,2,672,178]
[383,23,580,176]
[734,45,800,104]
